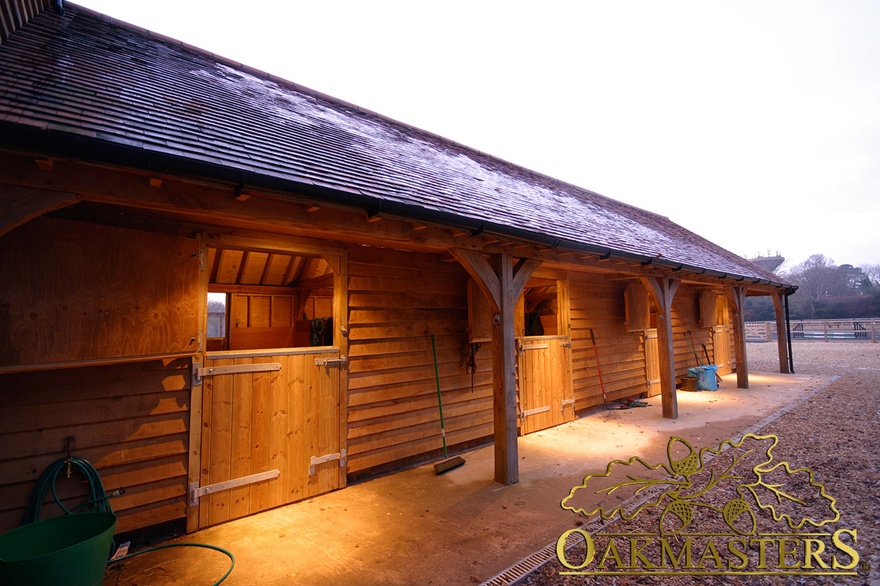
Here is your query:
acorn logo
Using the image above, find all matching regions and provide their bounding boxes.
[556,434,862,577]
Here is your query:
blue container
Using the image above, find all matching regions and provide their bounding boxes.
[688,365,719,391]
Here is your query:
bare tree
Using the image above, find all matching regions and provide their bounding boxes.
[785,254,838,298]
[862,264,880,287]
[784,255,876,319]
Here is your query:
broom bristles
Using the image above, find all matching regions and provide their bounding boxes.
[434,456,466,475]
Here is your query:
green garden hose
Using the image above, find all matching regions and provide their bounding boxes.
[108,542,235,585]
[23,456,113,523]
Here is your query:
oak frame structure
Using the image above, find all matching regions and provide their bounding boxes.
[0,1,795,534]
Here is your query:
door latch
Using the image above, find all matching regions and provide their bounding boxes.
[315,356,347,368]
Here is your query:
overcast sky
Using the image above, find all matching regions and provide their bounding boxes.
[73,1,880,271]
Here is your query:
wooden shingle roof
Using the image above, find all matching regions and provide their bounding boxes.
[0,4,789,287]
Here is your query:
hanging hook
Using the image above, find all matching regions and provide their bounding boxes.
[65,436,75,478]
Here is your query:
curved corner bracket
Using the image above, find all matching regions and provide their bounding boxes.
[366,202,381,219]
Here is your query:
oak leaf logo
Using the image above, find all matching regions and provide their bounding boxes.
[561,434,839,535]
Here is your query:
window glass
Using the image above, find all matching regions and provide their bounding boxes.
[207,292,227,339]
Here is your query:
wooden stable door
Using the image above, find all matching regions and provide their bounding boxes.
[644,329,662,397]
[712,325,732,376]
[193,349,345,529]
[517,336,575,435]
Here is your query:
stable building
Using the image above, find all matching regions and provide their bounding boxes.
[0,1,795,536]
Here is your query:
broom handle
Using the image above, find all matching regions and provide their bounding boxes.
[589,328,607,403]
[431,334,449,457]
[686,331,702,365]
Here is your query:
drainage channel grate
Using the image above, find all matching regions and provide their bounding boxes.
[479,514,611,586]
[479,541,557,586]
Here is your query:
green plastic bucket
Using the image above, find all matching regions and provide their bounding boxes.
[0,512,116,586]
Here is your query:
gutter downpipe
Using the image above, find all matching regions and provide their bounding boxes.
[785,291,794,374]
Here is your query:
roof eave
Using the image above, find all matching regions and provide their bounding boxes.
[0,124,796,293]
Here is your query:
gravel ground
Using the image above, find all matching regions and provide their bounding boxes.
[519,341,880,585]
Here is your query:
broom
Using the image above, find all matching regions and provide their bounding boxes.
[590,328,612,409]
[431,334,466,474]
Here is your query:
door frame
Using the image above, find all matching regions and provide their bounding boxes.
[516,274,574,435]
[187,233,348,532]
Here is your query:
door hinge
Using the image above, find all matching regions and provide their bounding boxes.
[189,469,280,506]
[521,343,549,351]
[309,449,347,476]
[521,405,551,420]
[192,361,282,386]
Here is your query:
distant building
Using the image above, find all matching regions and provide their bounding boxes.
[748,255,785,274]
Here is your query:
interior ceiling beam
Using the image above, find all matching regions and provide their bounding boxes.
[295,273,334,292]
[207,283,295,295]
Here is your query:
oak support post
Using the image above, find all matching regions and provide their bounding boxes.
[728,285,749,389]
[642,276,680,419]
[771,290,791,374]
[451,248,540,485]
[492,255,519,485]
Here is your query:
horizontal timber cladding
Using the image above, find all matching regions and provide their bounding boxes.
[345,247,493,476]
[671,284,718,379]
[0,358,191,534]
[569,274,649,409]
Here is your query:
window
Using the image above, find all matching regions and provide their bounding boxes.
[207,292,227,348]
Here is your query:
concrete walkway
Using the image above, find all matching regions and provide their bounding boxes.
[104,372,829,585]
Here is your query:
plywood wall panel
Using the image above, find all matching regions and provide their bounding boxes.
[0,217,199,368]
[249,296,272,328]
[272,296,292,327]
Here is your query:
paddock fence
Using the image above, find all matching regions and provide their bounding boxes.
[745,319,880,343]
